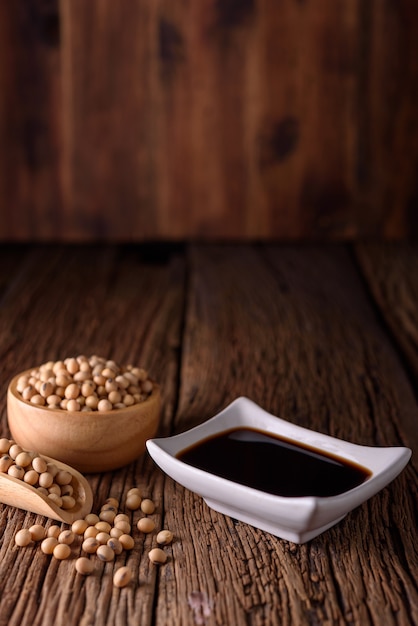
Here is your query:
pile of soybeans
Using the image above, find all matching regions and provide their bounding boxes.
[15,355,155,412]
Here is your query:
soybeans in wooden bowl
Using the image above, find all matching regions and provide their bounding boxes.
[7,356,161,473]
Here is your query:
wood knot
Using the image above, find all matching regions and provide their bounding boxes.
[259,117,300,167]
[215,0,256,30]
[158,18,185,81]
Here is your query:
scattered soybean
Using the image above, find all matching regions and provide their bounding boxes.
[75,557,95,575]
[113,566,132,588]
[148,548,167,565]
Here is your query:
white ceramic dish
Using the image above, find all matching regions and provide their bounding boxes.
[147,397,411,543]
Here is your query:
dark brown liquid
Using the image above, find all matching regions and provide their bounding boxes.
[177,428,371,497]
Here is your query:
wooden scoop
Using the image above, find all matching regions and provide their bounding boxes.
[0,455,93,524]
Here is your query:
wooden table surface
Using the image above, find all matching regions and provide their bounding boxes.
[0,243,417,626]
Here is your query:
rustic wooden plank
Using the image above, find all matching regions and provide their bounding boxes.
[77,0,362,239]
[0,1,62,239]
[0,245,29,295]
[59,0,158,240]
[355,1,418,237]
[58,0,418,239]
[254,0,360,238]
[158,245,417,626]
[2,1,416,241]
[154,0,260,238]
[0,244,417,626]
[355,242,418,379]
[0,244,185,626]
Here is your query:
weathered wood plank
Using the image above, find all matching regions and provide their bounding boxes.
[59,0,158,240]
[158,245,417,626]
[2,2,418,240]
[0,244,185,626]
[0,1,62,239]
[0,244,416,626]
[253,0,360,238]
[355,242,418,381]
[355,1,418,237]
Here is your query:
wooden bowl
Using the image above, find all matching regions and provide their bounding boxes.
[7,370,162,473]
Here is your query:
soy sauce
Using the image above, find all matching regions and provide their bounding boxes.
[177,428,371,497]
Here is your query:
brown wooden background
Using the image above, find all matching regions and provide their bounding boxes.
[0,0,417,241]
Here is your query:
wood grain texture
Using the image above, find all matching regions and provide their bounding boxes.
[59,0,159,240]
[0,243,416,626]
[355,1,418,237]
[161,245,417,626]
[0,1,62,239]
[355,242,418,380]
[1,1,418,240]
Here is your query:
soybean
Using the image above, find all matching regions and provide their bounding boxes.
[66,399,81,412]
[53,543,71,560]
[29,524,46,542]
[113,566,132,588]
[119,534,135,550]
[84,526,99,539]
[113,513,129,524]
[41,537,59,554]
[55,470,72,486]
[114,520,131,534]
[85,513,100,526]
[15,452,32,468]
[104,497,119,509]
[58,530,75,545]
[96,545,115,562]
[107,538,123,555]
[8,444,23,460]
[24,469,39,485]
[72,519,88,535]
[82,537,100,554]
[99,509,116,524]
[15,529,32,547]
[75,557,95,575]
[32,456,47,473]
[61,484,74,497]
[140,499,155,515]
[126,493,141,510]
[48,493,63,507]
[95,521,112,534]
[148,548,167,565]
[96,532,111,545]
[0,455,13,472]
[47,525,61,539]
[39,472,54,488]
[46,463,58,477]
[62,495,76,510]
[8,465,25,480]
[97,399,112,412]
[156,530,174,546]
[137,518,155,534]
[0,438,11,454]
